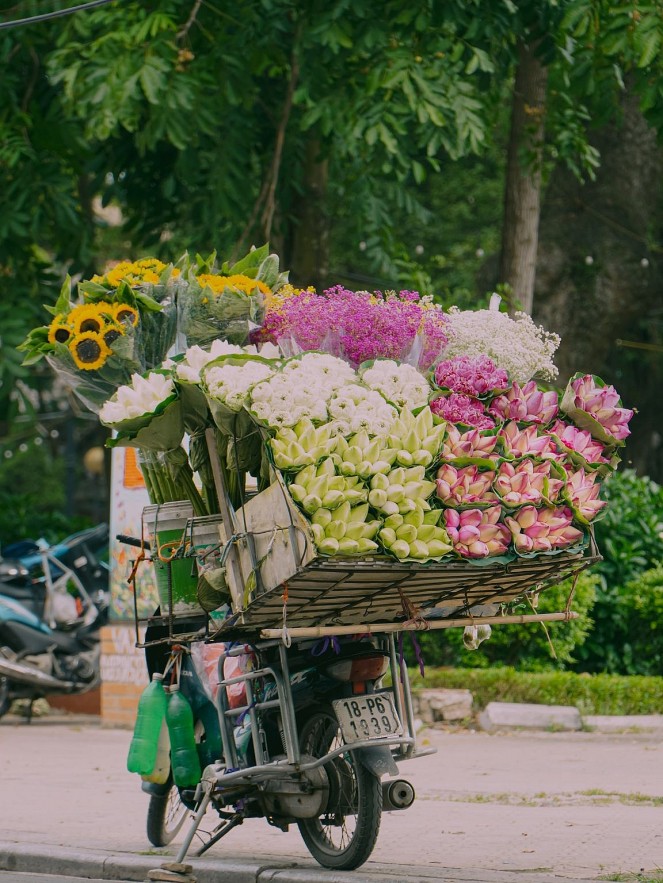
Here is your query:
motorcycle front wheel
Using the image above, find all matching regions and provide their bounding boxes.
[297,705,382,871]
[146,778,189,847]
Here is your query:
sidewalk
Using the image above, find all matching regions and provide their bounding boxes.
[0,711,662,883]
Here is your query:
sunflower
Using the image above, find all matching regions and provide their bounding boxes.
[197,273,271,297]
[111,303,139,327]
[69,331,111,371]
[48,315,74,346]
[102,321,125,348]
[69,304,105,335]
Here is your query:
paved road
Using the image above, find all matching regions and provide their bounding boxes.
[0,715,661,881]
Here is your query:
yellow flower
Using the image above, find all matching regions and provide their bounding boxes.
[69,331,111,370]
[90,258,179,288]
[48,315,74,345]
[111,303,139,327]
[68,304,105,335]
[197,273,271,297]
[102,321,125,348]
[264,283,314,314]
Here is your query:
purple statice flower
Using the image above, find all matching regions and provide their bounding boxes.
[258,286,449,369]
[430,393,495,429]
[434,355,509,397]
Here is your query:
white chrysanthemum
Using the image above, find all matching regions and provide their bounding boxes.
[328,384,397,436]
[176,340,250,384]
[442,307,560,383]
[205,362,275,411]
[361,359,431,409]
[282,353,356,396]
[100,372,174,423]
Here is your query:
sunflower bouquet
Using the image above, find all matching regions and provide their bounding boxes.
[19,259,181,412]
[177,244,288,348]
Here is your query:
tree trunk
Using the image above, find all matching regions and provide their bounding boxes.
[534,89,663,481]
[499,41,548,315]
[288,139,330,292]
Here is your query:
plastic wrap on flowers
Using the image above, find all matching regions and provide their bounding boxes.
[560,373,634,446]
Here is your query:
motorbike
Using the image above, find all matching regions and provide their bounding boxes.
[0,528,107,719]
[137,601,428,872]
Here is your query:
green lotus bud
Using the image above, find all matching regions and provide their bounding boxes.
[383,513,404,530]
[409,540,429,560]
[315,424,333,444]
[344,489,368,506]
[423,509,442,525]
[293,453,315,468]
[338,538,360,555]
[403,509,424,528]
[273,452,292,470]
[277,427,298,444]
[330,502,352,524]
[357,460,374,479]
[390,539,410,559]
[318,537,339,555]
[328,476,346,492]
[371,459,392,475]
[356,538,379,554]
[396,523,418,544]
[368,488,388,508]
[365,440,383,462]
[294,418,315,438]
[371,473,390,491]
[346,445,363,466]
[317,458,336,477]
[415,407,433,438]
[421,432,444,457]
[340,461,358,476]
[352,430,370,451]
[350,503,369,522]
[412,449,434,467]
[286,441,305,462]
[312,508,332,527]
[322,489,345,509]
[403,466,426,483]
[432,526,451,543]
[402,481,423,500]
[307,476,329,499]
[271,439,287,456]
[416,524,437,542]
[298,428,317,451]
[382,501,400,516]
[344,523,365,541]
[326,519,347,540]
[396,449,414,467]
[298,465,317,487]
[420,480,437,498]
[427,539,452,558]
[323,437,339,455]
[311,523,325,544]
[386,484,405,503]
[379,527,397,547]
[398,499,417,514]
[303,494,323,514]
[417,498,431,511]
[361,520,380,540]
[389,467,406,485]
[383,448,399,466]
[288,483,307,503]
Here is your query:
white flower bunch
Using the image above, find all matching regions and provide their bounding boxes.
[205,361,275,412]
[360,359,431,410]
[328,384,397,437]
[100,371,174,423]
[442,307,560,382]
[175,340,281,384]
[250,372,329,428]
[281,352,357,396]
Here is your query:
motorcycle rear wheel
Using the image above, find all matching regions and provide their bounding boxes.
[297,705,382,870]
[146,778,189,847]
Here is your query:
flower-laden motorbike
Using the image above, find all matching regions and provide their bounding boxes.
[138,611,425,871]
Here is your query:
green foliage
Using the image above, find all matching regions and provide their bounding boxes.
[612,567,663,677]
[410,665,663,715]
[574,469,663,673]
[413,571,598,672]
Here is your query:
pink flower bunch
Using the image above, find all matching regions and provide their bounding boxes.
[260,286,449,369]
[430,394,495,430]
[433,355,508,397]
[550,420,609,465]
[489,381,558,425]
[567,375,633,441]
[444,506,511,558]
[564,467,608,522]
[494,460,552,507]
[435,464,497,507]
[498,422,558,459]
[505,505,584,553]
[441,425,499,461]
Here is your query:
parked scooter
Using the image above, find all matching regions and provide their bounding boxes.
[136,604,427,871]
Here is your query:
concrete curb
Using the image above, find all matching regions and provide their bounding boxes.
[0,841,602,883]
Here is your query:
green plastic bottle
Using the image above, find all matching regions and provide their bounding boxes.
[127,673,167,776]
[166,686,202,787]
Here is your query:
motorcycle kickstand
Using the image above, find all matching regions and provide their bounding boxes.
[194,812,244,857]
[173,780,214,866]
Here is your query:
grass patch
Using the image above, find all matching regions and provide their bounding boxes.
[410,666,663,715]
[600,872,663,883]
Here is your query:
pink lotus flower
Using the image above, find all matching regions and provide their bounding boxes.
[436,464,497,507]
[444,506,511,558]
[489,381,558,425]
[498,421,557,459]
[505,505,584,553]
[568,374,633,440]
[441,425,500,461]
[434,355,509,396]
[564,467,608,522]
[551,419,609,464]
[494,459,560,507]
[430,394,495,430]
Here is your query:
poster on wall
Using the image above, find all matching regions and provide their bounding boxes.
[109,447,158,621]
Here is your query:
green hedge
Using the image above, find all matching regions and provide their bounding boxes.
[410,666,663,715]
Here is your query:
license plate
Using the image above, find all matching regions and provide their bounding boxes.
[332,694,402,744]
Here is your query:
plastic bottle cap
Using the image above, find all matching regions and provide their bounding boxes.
[169,685,180,692]
[152,673,164,681]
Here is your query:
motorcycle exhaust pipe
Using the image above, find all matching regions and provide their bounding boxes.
[382,778,415,811]
[0,657,74,691]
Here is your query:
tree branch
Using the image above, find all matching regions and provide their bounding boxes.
[177,0,203,41]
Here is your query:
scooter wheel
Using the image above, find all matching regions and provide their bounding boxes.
[146,778,190,847]
[297,705,382,870]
